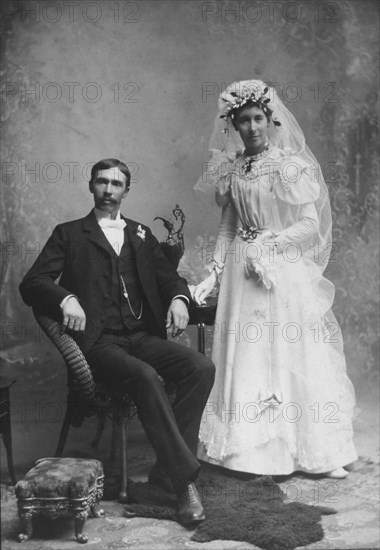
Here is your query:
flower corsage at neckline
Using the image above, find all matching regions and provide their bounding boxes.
[241,145,270,175]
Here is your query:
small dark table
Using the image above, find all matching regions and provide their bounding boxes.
[0,375,17,484]
[188,297,217,355]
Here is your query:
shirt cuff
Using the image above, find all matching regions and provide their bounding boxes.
[171,295,190,308]
[60,294,78,309]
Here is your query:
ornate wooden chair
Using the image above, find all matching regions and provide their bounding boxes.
[154,205,217,353]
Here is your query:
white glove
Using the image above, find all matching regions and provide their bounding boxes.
[192,271,217,305]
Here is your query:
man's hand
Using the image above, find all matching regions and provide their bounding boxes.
[62,296,86,332]
[166,299,189,337]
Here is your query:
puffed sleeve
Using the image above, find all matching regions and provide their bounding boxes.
[208,149,235,207]
[273,153,320,205]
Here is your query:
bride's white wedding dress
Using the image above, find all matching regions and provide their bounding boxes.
[197,146,357,474]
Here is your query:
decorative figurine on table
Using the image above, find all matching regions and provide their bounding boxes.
[154,204,185,269]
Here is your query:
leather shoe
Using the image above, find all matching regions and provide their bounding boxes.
[177,482,205,525]
[148,464,175,493]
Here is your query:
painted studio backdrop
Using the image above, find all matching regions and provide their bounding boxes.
[1,0,379,392]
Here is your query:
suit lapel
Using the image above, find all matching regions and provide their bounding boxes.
[124,218,155,298]
[124,218,143,254]
[82,211,117,257]
[82,212,144,257]
[124,217,164,328]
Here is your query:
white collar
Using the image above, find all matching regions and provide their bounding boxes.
[93,207,123,222]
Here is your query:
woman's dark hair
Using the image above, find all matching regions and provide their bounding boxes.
[233,100,272,122]
[90,158,131,189]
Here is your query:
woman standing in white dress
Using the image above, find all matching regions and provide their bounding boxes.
[193,80,357,478]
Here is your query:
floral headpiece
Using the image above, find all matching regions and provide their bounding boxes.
[219,84,281,126]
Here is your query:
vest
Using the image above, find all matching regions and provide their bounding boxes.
[104,231,146,332]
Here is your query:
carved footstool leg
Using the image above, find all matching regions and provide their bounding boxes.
[90,504,105,518]
[74,509,88,544]
[16,458,104,545]
[17,510,34,542]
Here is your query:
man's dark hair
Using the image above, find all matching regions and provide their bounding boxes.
[90,158,131,189]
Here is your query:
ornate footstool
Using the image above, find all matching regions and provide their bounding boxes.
[15,457,104,544]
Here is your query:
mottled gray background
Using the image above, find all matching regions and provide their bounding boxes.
[1,0,379,392]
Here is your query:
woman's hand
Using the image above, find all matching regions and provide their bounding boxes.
[193,271,217,305]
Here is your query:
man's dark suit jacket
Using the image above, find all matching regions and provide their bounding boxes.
[19,211,192,354]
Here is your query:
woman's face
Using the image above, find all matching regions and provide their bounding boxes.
[233,104,269,155]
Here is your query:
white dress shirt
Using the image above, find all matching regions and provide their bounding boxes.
[94,207,126,255]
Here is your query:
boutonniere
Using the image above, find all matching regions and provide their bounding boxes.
[136,224,146,241]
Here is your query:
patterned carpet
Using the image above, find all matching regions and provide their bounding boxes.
[1,449,379,549]
[1,349,379,550]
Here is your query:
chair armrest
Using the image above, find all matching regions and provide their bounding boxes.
[188,297,217,326]
[33,309,96,403]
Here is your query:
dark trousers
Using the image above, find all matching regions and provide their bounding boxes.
[86,331,215,493]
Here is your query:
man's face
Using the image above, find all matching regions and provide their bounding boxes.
[89,167,128,217]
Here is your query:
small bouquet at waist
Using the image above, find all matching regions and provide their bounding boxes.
[238,227,279,289]
[237,226,263,242]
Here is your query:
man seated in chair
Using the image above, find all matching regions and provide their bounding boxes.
[19,158,215,526]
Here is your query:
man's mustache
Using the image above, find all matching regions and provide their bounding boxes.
[100,197,117,203]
